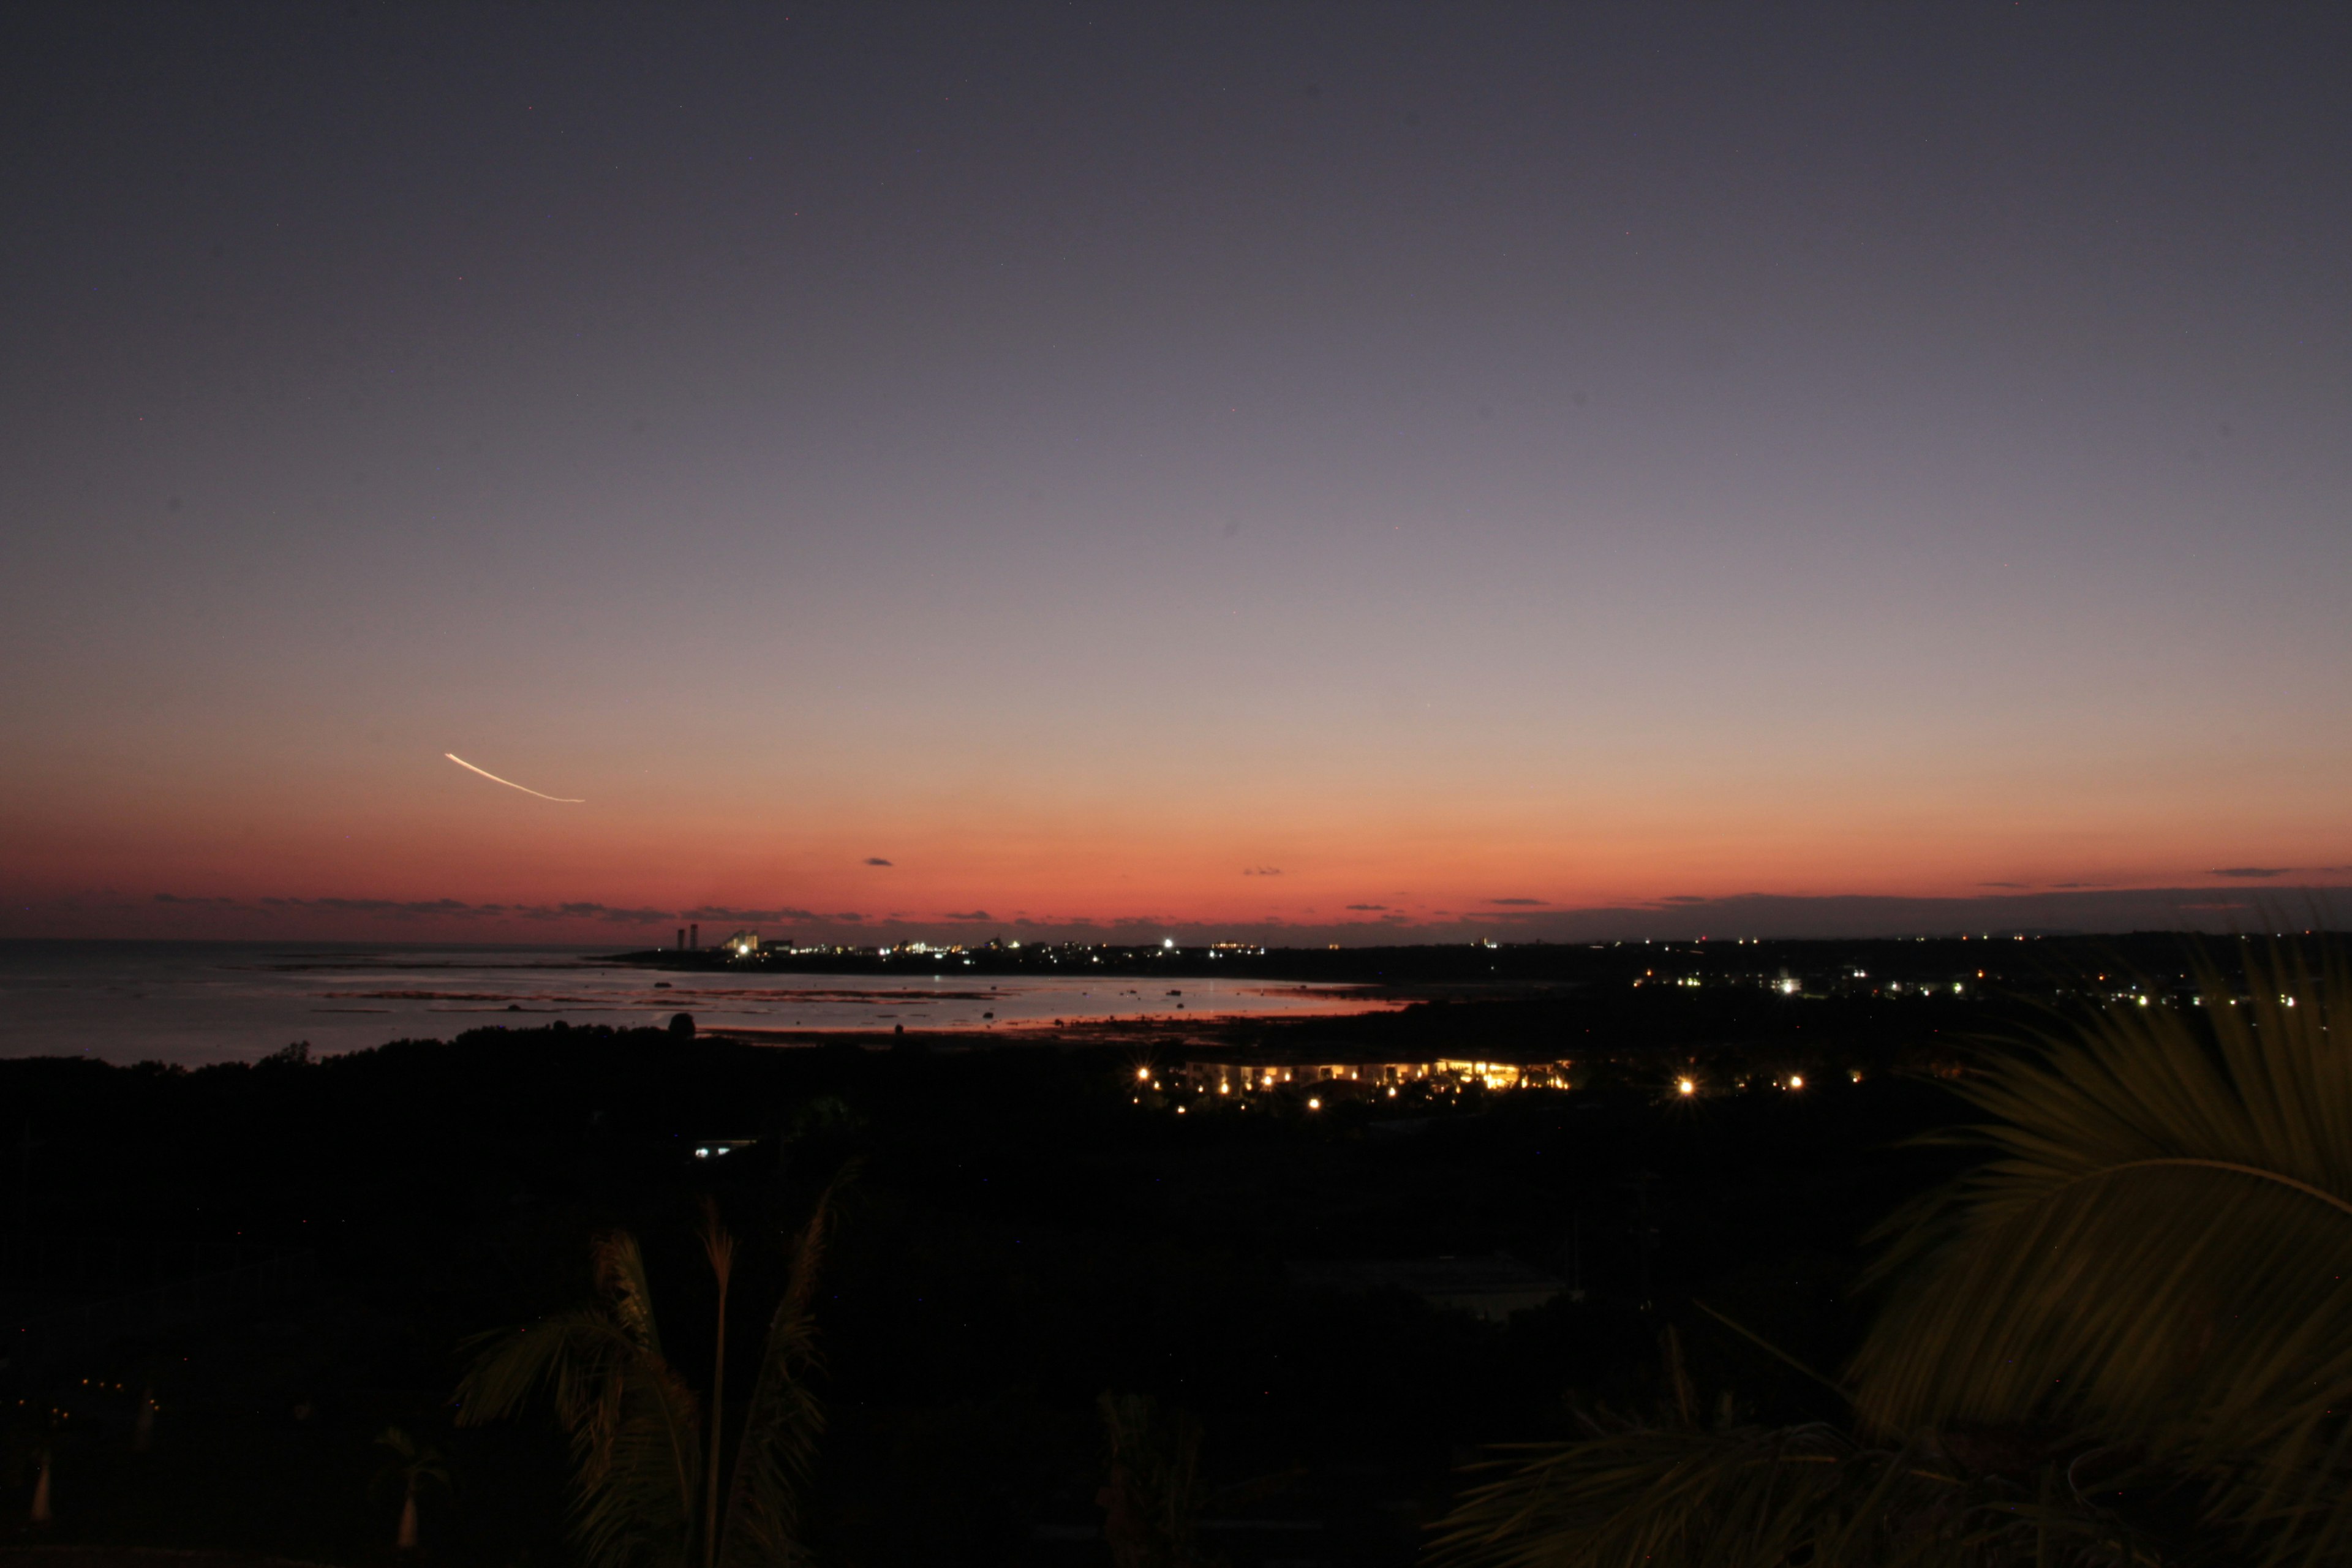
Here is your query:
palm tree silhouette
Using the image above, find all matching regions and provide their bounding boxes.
[1855,942,2352,1564]
[373,1426,450,1550]
[457,1180,842,1568]
[1434,943,2352,1567]
[1430,1326,2150,1567]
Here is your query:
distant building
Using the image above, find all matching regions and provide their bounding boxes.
[1171,1058,1571,1096]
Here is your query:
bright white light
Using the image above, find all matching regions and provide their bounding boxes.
[1307,1098,1321,1110]
[1163,938,1175,949]
[1787,1075,1804,1090]
[1677,1077,1695,1096]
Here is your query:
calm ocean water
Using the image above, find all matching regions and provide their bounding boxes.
[0,941,1392,1066]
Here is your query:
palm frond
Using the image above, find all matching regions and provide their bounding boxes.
[571,1360,704,1568]
[1430,1412,2157,1568]
[698,1198,736,1568]
[371,1426,451,1498]
[457,1235,704,1568]
[717,1172,848,1568]
[595,1229,673,1363]
[1854,944,2352,1558]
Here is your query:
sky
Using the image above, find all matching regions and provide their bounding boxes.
[4,4,2349,946]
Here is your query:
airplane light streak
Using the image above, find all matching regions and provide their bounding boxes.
[443,753,585,803]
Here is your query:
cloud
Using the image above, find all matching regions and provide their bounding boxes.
[941,909,992,921]
[103,892,891,940]
[180,893,683,924]
[245,896,497,919]
[1243,866,1283,876]
[1657,894,1706,905]
[546,901,672,922]
[1490,897,1549,907]
[2212,866,2292,879]
[1346,903,1387,911]
[1978,881,2027,889]
[322,897,477,915]
[682,905,825,922]
[864,857,894,867]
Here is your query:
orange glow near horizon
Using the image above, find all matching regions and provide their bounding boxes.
[6,729,2346,943]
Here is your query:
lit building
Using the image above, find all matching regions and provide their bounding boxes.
[1169,1058,1574,1096]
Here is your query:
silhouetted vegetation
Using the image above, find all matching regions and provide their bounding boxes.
[0,974,2059,1564]
[456,1189,838,1568]
[1434,941,2352,1567]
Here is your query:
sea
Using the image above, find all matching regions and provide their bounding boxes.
[0,941,1395,1066]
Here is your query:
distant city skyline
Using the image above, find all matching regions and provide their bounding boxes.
[4,5,2348,943]
[35,881,2348,948]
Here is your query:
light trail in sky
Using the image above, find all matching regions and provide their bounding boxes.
[443,753,584,803]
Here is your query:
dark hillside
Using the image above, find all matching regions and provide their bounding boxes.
[2,998,1972,1565]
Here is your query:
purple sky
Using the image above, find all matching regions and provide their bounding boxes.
[4,4,2348,944]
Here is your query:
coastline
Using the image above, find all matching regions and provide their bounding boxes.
[0,940,1406,1066]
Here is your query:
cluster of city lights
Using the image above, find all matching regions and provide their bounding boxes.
[1127,1057,1861,1110]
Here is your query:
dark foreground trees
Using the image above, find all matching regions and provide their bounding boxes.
[1436,945,2352,1567]
[456,1186,839,1568]
[1431,1330,2149,1568]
